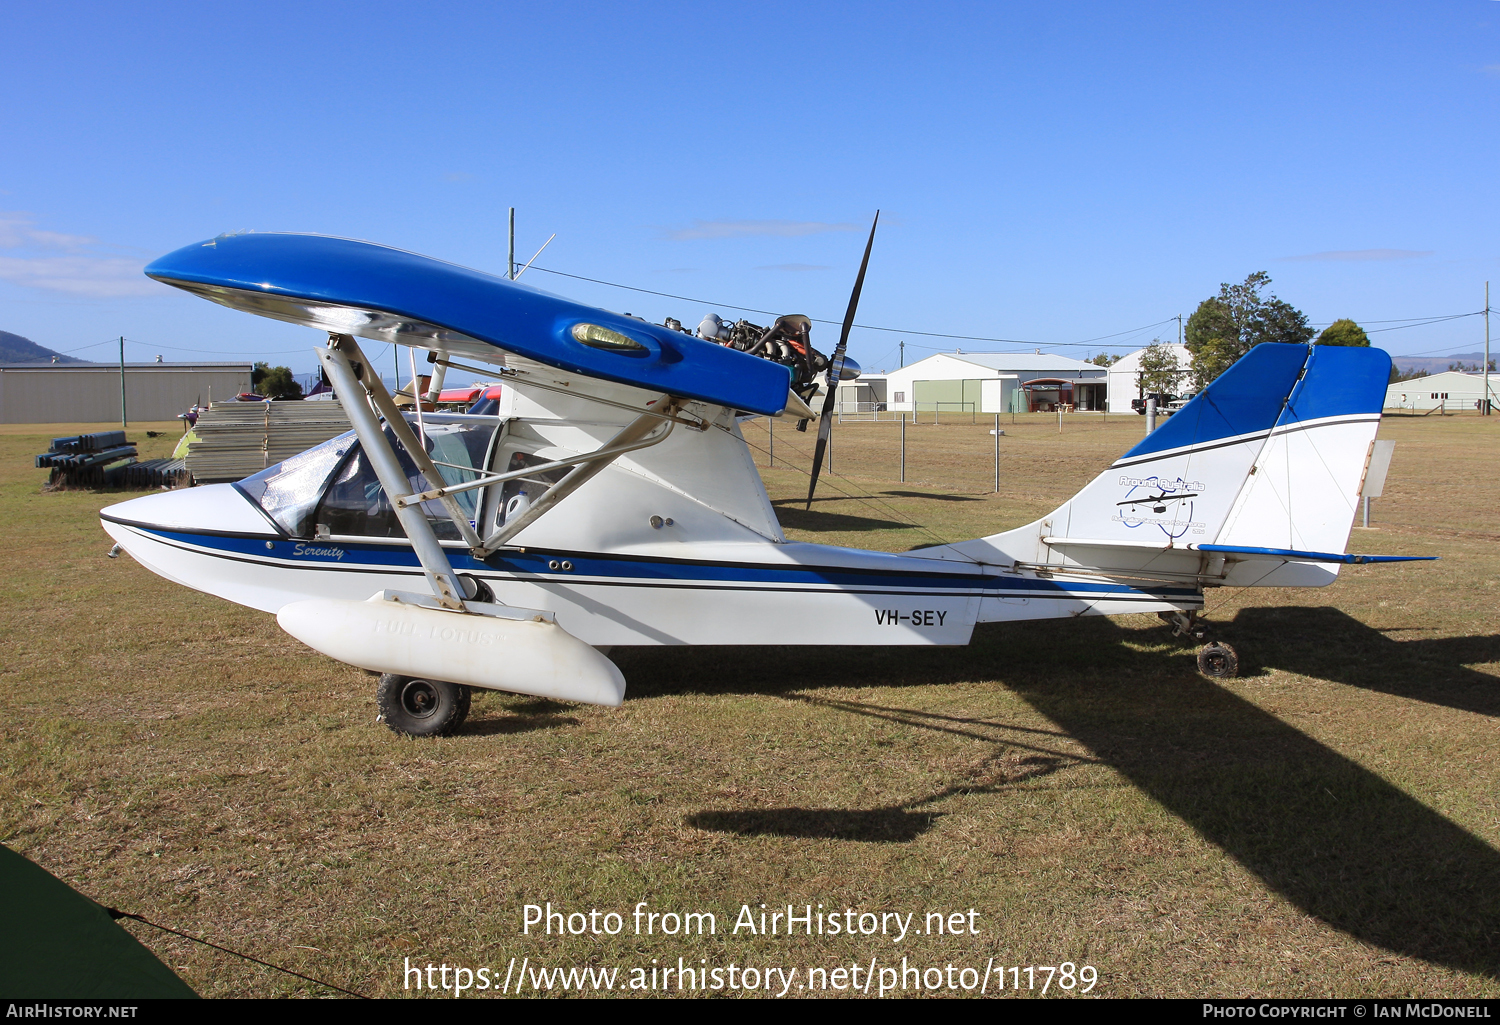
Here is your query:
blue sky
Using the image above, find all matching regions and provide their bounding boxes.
[2,1,1498,376]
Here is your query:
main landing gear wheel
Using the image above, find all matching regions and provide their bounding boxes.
[377,673,471,737]
[1196,642,1239,679]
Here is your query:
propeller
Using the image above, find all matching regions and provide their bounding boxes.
[805,211,879,510]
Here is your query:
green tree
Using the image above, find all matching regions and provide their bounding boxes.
[255,364,303,399]
[1316,318,1370,347]
[1087,353,1118,367]
[1135,339,1184,397]
[1184,271,1314,388]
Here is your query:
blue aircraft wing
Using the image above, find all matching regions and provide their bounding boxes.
[144,233,794,416]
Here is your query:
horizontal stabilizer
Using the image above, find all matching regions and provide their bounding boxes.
[1192,544,1435,565]
[1041,536,1432,565]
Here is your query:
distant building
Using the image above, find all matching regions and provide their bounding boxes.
[0,362,253,424]
[833,373,888,412]
[1106,344,1192,413]
[1384,371,1499,413]
[874,353,1108,414]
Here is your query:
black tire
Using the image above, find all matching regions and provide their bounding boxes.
[1196,642,1239,679]
[458,574,494,603]
[376,673,471,737]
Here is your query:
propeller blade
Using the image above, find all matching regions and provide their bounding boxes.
[806,211,878,510]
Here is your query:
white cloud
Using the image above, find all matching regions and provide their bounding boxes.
[0,212,158,296]
[0,213,96,250]
[1279,249,1434,262]
[661,219,860,241]
[0,256,161,296]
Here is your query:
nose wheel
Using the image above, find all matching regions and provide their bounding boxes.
[376,673,471,737]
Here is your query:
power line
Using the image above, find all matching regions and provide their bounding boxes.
[122,339,314,356]
[1364,312,1483,334]
[531,262,1486,357]
[53,338,123,355]
[28,274,1490,366]
[530,264,1179,351]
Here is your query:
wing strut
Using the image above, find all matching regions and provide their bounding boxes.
[476,407,677,555]
[319,333,470,610]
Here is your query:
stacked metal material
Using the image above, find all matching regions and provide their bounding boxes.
[123,458,190,489]
[184,400,352,483]
[36,431,139,487]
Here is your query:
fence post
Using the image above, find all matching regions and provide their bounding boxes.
[900,413,906,483]
[993,413,1000,493]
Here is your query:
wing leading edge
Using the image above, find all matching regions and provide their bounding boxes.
[144,233,794,416]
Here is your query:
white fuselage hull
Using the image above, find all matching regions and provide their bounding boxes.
[101,484,1198,648]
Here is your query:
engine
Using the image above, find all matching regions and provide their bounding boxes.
[689,313,828,397]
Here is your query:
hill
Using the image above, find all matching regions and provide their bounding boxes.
[1391,351,1492,376]
[0,331,89,365]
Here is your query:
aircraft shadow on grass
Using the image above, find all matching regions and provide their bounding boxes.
[659,613,1500,978]
[467,697,579,736]
[685,706,1077,843]
[1227,605,1500,719]
[768,498,909,533]
[878,490,985,503]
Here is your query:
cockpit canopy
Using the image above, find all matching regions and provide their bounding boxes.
[235,414,568,541]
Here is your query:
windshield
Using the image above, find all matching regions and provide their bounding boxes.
[236,431,356,537]
[237,418,498,539]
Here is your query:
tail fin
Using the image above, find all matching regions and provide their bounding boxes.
[934,342,1393,589]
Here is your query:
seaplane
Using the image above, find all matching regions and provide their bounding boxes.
[99,220,1428,736]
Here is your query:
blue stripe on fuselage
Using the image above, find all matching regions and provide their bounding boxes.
[125,525,1202,600]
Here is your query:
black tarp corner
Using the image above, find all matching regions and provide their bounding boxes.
[0,844,198,999]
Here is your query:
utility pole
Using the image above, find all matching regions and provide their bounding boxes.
[119,336,127,428]
[1177,314,1183,346]
[1485,281,1491,415]
[899,341,904,368]
[508,207,516,281]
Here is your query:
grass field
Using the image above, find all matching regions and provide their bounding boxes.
[1,411,1497,998]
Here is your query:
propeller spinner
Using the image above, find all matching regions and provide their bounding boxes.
[805,211,879,510]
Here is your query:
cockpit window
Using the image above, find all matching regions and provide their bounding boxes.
[236,431,355,537]
[314,421,496,539]
[496,450,570,526]
[237,419,497,540]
